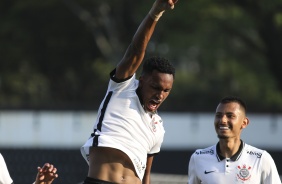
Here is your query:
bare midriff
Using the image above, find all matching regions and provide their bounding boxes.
[88,147,142,184]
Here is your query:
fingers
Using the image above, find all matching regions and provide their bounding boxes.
[50,167,57,176]
[37,163,58,177]
[167,0,176,9]
[35,163,58,184]
[157,0,178,11]
[169,0,178,9]
[45,163,58,176]
[40,163,50,171]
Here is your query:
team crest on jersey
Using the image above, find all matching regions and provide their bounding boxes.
[237,164,252,181]
[151,117,158,132]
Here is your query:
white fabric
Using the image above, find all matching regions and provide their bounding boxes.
[0,153,13,184]
[188,142,281,184]
[81,73,165,180]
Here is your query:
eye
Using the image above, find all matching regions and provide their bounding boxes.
[228,114,235,118]
[215,113,222,118]
[227,114,236,118]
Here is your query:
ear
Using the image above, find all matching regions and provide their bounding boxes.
[241,117,249,129]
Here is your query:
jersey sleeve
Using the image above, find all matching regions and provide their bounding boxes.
[0,154,13,184]
[108,69,137,92]
[188,153,201,184]
[148,132,164,155]
[260,151,281,184]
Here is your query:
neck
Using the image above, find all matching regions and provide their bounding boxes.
[136,87,143,104]
[218,138,241,158]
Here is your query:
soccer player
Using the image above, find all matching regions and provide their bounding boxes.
[0,153,58,184]
[188,96,281,184]
[80,0,178,184]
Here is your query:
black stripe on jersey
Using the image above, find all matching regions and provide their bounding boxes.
[110,69,133,83]
[92,91,113,147]
[92,129,99,147]
[97,91,113,131]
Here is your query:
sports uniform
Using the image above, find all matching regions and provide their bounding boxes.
[0,153,13,184]
[188,141,281,184]
[81,70,165,180]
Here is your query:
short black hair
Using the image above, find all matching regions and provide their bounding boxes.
[220,96,247,113]
[141,56,175,78]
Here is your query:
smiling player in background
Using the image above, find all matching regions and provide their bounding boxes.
[188,96,281,184]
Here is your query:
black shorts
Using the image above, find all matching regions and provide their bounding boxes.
[83,177,117,184]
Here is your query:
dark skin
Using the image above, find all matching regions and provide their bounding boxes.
[87,0,177,183]
[88,71,173,184]
[138,70,173,113]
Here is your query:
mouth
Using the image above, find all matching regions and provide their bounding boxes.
[146,100,160,112]
[217,125,232,133]
[219,126,230,130]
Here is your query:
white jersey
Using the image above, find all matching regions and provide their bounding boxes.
[188,141,281,184]
[81,71,165,180]
[0,153,13,184]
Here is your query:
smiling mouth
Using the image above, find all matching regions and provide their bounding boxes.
[219,126,230,130]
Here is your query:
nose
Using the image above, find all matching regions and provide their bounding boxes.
[156,91,164,100]
[220,115,228,123]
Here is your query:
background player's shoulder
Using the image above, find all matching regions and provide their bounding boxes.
[244,143,265,158]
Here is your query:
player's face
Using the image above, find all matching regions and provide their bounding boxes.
[214,102,249,140]
[139,70,174,113]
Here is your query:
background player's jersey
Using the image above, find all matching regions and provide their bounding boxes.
[0,153,13,184]
[188,141,281,184]
[81,71,165,180]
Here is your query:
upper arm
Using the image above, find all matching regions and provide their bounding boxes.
[261,151,281,183]
[115,14,157,80]
[115,43,144,80]
[142,155,154,184]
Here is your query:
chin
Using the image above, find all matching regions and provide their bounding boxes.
[217,135,229,139]
[148,109,157,113]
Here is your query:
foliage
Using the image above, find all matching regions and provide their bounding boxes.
[0,0,282,112]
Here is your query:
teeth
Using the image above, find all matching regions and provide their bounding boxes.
[219,126,229,130]
[151,99,160,104]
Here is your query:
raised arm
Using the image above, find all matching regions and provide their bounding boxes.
[115,0,178,80]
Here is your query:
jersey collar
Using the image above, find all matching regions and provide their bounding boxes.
[216,140,245,162]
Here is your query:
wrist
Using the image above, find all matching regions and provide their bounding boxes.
[149,10,165,21]
[148,2,165,21]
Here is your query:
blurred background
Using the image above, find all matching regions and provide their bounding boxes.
[0,0,282,183]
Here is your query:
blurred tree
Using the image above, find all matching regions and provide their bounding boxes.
[0,0,281,112]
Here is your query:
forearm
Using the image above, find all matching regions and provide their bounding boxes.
[116,0,177,78]
[129,1,165,59]
[116,2,166,79]
[122,13,158,65]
